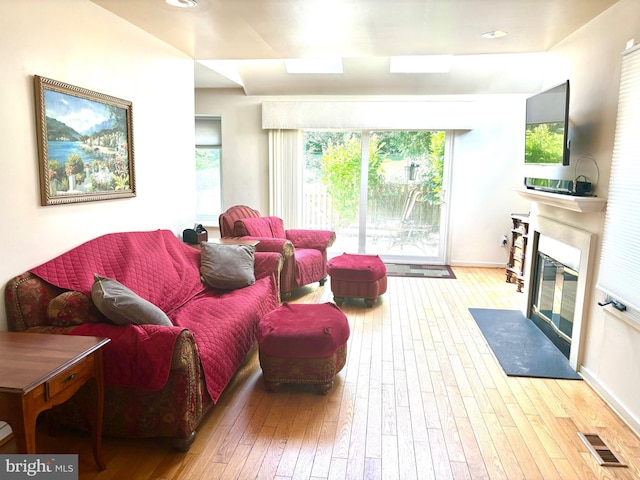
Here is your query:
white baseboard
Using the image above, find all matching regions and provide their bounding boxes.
[580,366,640,437]
[449,262,505,268]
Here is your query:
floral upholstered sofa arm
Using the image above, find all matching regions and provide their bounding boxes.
[4,271,208,451]
[5,272,65,331]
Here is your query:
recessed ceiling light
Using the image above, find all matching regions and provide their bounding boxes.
[284,58,343,74]
[482,30,508,39]
[166,0,198,8]
[390,55,452,73]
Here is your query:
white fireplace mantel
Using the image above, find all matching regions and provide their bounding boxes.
[526,216,596,370]
[516,188,607,213]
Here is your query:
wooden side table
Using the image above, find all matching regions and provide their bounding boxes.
[190,238,260,250]
[0,332,110,470]
[209,237,260,247]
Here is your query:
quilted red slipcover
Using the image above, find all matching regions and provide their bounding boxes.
[258,302,350,358]
[220,205,336,295]
[327,253,387,282]
[29,229,279,402]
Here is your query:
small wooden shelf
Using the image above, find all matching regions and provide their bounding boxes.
[506,213,529,292]
[516,188,607,213]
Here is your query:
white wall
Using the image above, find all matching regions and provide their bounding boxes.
[195,90,269,212]
[536,0,640,432]
[0,1,197,331]
[195,90,530,266]
[449,96,530,266]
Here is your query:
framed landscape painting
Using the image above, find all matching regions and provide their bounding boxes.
[34,75,136,206]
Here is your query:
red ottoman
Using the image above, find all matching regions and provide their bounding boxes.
[327,253,387,307]
[258,302,350,394]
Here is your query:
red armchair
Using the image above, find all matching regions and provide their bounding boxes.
[219,205,336,296]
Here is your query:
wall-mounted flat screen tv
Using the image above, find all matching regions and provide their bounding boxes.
[524,80,570,165]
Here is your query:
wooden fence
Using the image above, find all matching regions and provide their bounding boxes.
[303,183,441,232]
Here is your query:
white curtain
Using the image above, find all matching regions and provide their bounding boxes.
[268,129,303,228]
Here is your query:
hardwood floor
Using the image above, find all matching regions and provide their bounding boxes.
[3,267,640,479]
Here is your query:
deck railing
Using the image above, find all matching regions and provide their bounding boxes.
[303,184,441,231]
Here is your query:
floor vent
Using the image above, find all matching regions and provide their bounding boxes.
[578,433,627,468]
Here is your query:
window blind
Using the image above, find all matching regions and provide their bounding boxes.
[195,117,221,146]
[268,129,302,227]
[597,44,640,320]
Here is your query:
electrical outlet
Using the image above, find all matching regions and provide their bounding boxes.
[501,235,508,247]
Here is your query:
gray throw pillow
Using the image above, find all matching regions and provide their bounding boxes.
[91,274,173,326]
[200,242,256,290]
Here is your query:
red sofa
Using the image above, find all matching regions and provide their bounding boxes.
[218,205,336,296]
[4,229,282,451]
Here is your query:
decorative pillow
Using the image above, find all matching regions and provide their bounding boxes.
[267,216,286,238]
[233,216,285,239]
[200,242,256,290]
[91,274,173,326]
[47,291,102,327]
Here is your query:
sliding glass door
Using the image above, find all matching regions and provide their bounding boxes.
[303,130,449,264]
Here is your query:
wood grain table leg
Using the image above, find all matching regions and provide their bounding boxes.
[0,394,37,454]
[89,350,106,470]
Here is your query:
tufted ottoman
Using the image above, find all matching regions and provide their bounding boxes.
[257,302,350,394]
[327,253,387,307]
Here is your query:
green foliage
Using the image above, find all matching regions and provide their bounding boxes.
[305,131,355,156]
[196,148,220,170]
[75,171,86,185]
[64,153,84,176]
[310,130,445,227]
[113,156,129,178]
[305,132,359,182]
[107,105,127,133]
[525,122,564,164]
[113,174,130,191]
[422,131,445,204]
[320,135,384,226]
[374,131,432,157]
[59,176,69,191]
[48,160,62,181]
[90,175,110,192]
[375,130,444,204]
[46,116,80,141]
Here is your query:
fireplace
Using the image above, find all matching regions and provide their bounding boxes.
[526,216,596,370]
[530,235,580,359]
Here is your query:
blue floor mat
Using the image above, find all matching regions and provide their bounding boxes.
[469,308,581,380]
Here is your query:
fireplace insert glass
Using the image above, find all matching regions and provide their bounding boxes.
[531,252,578,358]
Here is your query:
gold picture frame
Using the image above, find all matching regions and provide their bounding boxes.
[34,75,136,206]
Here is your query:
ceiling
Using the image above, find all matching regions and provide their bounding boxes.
[91,0,618,96]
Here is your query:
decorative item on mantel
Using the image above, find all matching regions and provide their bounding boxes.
[572,154,600,196]
[518,154,606,213]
